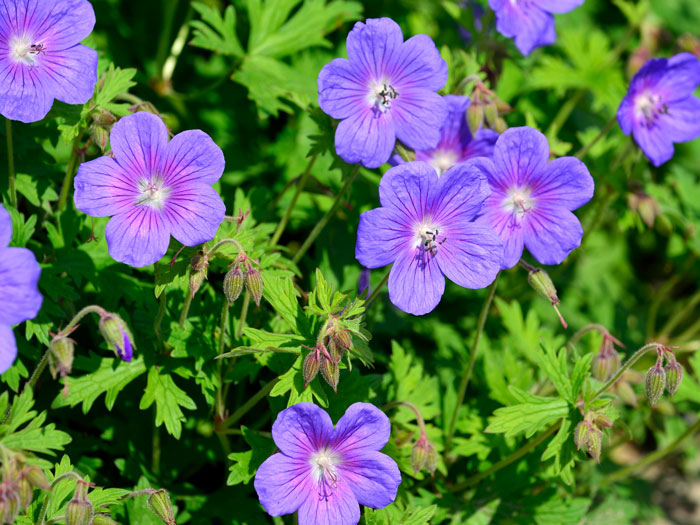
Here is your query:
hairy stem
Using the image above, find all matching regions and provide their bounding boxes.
[236,291,250,340]
[292,165,361,264]
[215,301,229,419]
[220,378,280,429]
[445,274,500,457]
[592,343,660,400]
[271,153,319,246]
[566,323,610,349]
[179,292,193,328]
[384,401,428,436]
[5,118,16,208]
[206,238,245,259]
[365,269,390,307]
[57,129,85,213]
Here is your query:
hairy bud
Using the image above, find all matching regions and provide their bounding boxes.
[146,489,176,525]
[320,355,340,393]
[573,421,591,451]
[483,101,499,128]
[25,466,50,491]
[303,351,320,387]
[328,340,343,364]
[645,363,666,405]
[0,481,20,525]
[16,474,32,509]
[586,426,603,463]
[188,252,208,299]
[467,103,484,135]
[245,268,264,307]
[223,267,245,306]
[98,314,135,362]
[591,353,613,381]
[665,360,683,396]
[411,435,437,476]
[527,268,567,328]
[49,335,75,379]
[333,330,352,351]
[65,481,93,525]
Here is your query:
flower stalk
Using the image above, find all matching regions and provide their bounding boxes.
[5,118,16,208]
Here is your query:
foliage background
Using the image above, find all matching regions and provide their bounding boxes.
[2,0,700,523]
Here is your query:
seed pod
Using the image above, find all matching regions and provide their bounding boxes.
[245,268,264,307]
[320,356,340,393]
[146,489,176,525]
[645,364,666,405]
[303,351,320,387]
[586,426,603,463]
[665,360,683,396]
[49,335,75,379]
[467,103,484,135]
[573,421,591,451]
[223,267,244,306]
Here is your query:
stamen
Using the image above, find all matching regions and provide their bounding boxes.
[504,187,534,229]
[136,175,170,210]
[371,81,399,114]
[310,447,342,502]
[634,92,667,128]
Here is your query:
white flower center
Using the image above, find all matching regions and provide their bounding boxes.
[368,79,399,114]
[503,187,534,227]
[9,35,45,66]
[429,150,458,176]
[634,91,667,127]
[310,447,341,500]
[413,220,446,256]
[136,175,170,210]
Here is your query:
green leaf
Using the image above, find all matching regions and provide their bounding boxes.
[269,356,328,407]
[190,2,244,57]
[139,367,197,439]
[261,271,305,333]
[485,387,568,438]
[227,426,276,485]
[541,417,577,485]
[537,344,575,403]
[94,63,138,108]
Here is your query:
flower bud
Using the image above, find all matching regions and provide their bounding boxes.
[65,481,93,525]
[91,514,120,525]
[645,363,666,405]
[98,314,135,362]
[16,474,33,509]
[0,481,20,525]
[467,103,484,135]
[303,351,320,387]
[591,353,613,381]
[410,435,438,476]
[328,340,343,364]
[146,489,176,525]
[332,330,352,351]
[615,380,638,407]
[594,414,614,429]
[483,101,499,128]
[223,266,244,306]
[527,268,567,328]
[25,466,50,490]
[49,335,75,379]
[320,355,340,393]
[665,360,683,396]
[245,268,264,307]
[394,141,416,162]
[188,252,208,299]
[90,111,116,153]
[494,117,508,134]
[586,427,603,463]
[573,421,591,450]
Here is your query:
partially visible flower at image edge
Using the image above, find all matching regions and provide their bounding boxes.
[471,126,594,269]
[356,161,503,316]
[0,0,98,123]
[617,52,700,167]
[318,17,448,169]
[254,402,401,525]
[488,0,584,56]
[390,95,499,175]
[0,204,43,373]
[73,111,226,268]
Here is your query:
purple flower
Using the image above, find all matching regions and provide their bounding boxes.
[391,95,499,175]
[74,112,226,267]
[254,402,401,525]
[318,18,448,169]
[489,0,584,56]
[471,127,594,269]
[0,204,42,373]
[0,0,98,123]
[355,161,503,315]
[617,53,700,167]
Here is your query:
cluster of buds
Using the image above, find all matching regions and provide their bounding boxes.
[223,252,263,307]
[0,452,52,524]
[574,411,614,463]
[89,110,117,153]
[645,345,683,405]
[525,265,567,328]
[591,331,624,381]
[627,189,662,230]
[466,80,511,135]
[411,433,438,476]
[48,328,78,382]
[303,321,353,392]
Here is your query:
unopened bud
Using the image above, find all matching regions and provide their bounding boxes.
[608,350,621,375]
[146,489,176,525]
[188,252,208,298]
[483,101,499,128]
[65,481,93,525]
[49,335,75,379]
[494,117,508,134]
[573,421,591,450]
[98,314,135,362]
[91,514,120,525]
[328,340,343,363]
[527,268,567,328]
[493,96,513,114]
[320,356,339,393]
[665,360,683,396]
[223,267,244,306]
[586,426,603,463]
[394,141,416,162]
[467,103,484,135]
[615,380,638,407]
[303,351,320,387]
[90,111,116,153]
[16,474,32,509]
[0,481,20,524]
[410,434,438,475]
[25,466,50,490]
[333,330,352,351]
[245,268,264,307]
[645,364,666,405]
[591,353,613,381]
[594,414,614,429]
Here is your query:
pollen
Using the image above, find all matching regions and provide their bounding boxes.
[136,175,170,210]
[9,35,44,66]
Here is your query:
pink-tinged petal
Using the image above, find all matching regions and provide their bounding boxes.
[393,89,447,151]
[271,403,333,458]
[298,477,360,525]
[254,453,312,517]
[476,196,525,270]
[340,451,401,509]
[388,246,445,315]
[331,403,391,454]
[0,61,53,123]
[0,324,17,375]
[40,43,97,104]
[318,58,370,120]
[110,112,169,178]
[0,204,11,248]
[334,109,395,169]
[532,0,584,14]
[160,130,225,187]
[74,157,139,217]
[437,221,502,289]
[656,53,700,101]
[0,246,42,325]
[26,0,96,50]
[346,18,404,80]
[523,206,583,265]
[492,127,550,190]
[378,162,436,222]
[355,207,412,269]
[660,96,700,143]
[530,157,594,211]
[164,183,225,247]
[388,34,447,92]
[432,162,490,224]
[104,207,172,268]
[632,124,675,167]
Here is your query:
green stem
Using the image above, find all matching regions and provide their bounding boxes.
[206,238,245,259]
[236,292,250,340]
[448,422,560,492]
[161,6,192,86]
[600,417,700,486]
[292,165,361,264]
[152,408,161,475]
[365,270,390,306]
[215,301,229,420]
[591,343,660,401]
[445,274,500,457]
[546,90,585,140]
[565,323,610,350]
[220,378,280,429]
[5,118,16,208]
[26,351,50,393]
[271,153,319,246]
[57,129,85,213]
[154,291,167,338]
[660,289,700,339]
[574,115,618,159]
[155,0,180,76]
[179,292,193,328]
[384,401,427,435]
